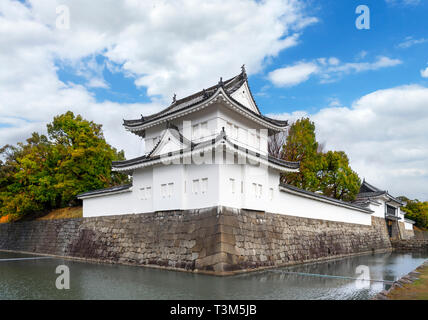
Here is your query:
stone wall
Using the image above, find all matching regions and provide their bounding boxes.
[398,222,415,240]
[414,229,428,240]
[217,208,391,271]
[0,206,392,274]
[0,207,222,272]
[391,239,428,252]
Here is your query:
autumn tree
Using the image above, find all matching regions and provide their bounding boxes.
[0,111,128,219]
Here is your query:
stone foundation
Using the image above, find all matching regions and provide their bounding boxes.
[398,222,415,240]
[0,206,392,274]
[391,239,428,252]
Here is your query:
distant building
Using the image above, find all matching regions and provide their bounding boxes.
[353,180,415,238]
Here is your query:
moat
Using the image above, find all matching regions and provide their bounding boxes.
[1,251,426,300]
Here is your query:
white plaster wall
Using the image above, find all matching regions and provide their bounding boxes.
[404,221,414,230]
[368,201,385,218]
[83,157,373,225]
[132,167,154,213]
[152,164,185,211]
[83,162,373,225]
[184,163,220,209]
[217,105,268,155]
[272,189,373,225]
[219,163,245,209]
[82,191,139,217]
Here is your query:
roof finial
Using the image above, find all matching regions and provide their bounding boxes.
[241,64,247,79]
[172,93,177,104]
[218,77,223,87]
[140,114,144,120]
[202,88,207,98]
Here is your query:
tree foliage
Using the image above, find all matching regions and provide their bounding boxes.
[281,118,323,191]
[0,111,128,219]
[277,117,361,201]
[318,151,361,202]
[399,197,428,230]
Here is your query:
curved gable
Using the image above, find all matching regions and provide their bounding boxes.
[230,81,260,114]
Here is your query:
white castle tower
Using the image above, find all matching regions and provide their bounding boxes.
[78,67,378,227]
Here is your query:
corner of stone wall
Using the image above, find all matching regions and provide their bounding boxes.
[193,206,243,274]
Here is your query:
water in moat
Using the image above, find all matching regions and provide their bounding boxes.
[0,251,426,300]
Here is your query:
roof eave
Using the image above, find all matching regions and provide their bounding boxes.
[123,87,288,134]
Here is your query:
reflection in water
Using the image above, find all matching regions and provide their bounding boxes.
[0,251,426,300]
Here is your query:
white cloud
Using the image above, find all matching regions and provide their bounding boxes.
[324,56,402,74]
[268,56,402,87]
[268,62,319,87]
[421,66,428,78]
[398,36,428,49]
[385,0,421,6]
[0,0,317,158]
[269,85,428,200]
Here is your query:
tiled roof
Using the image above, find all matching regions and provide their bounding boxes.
[123,69,288,130]
[112,128,299,171]
[77,184,132,199]
[356,180,404,205]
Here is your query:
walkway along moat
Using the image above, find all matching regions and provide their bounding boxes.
[0,251,427,300]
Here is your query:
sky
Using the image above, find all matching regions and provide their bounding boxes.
[0,0,427,200]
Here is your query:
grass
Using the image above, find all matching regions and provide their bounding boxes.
[0,206,83,224]
[386,264,428,300]
[36,206,83,221]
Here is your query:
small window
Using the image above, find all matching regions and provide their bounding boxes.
[192,124,199,140]
[230,178,236,194]
[140,187,146,200]
[146,187,152,200]
[227,122,233,135]
[161,184,167,198]
[168,183,174,198]
[201,122,208,138]
[251,133,256,146]
[252,183,257,196]
[258,184,262,198]
[242,129,248,144]
[256,135,260,149]
[193,179,199,195]
[387,205,397,216]
[233,125,239,139]
[241,181,244,194]
[201,178,208,194]
[269,188,273,200]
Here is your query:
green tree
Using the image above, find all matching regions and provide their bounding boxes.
[276,117,361,201]
[47,111,127,207]
[400,199,428,230]
[281,118,323,192]
[318,151,361,201]
[0,111,128,219]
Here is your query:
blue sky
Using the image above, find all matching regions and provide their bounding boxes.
[54,0,428,114]
[254,0,428,114]
[0,0,427,199]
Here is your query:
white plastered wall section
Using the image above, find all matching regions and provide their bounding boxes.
[404,221,414,230]
[83,157,373,225]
